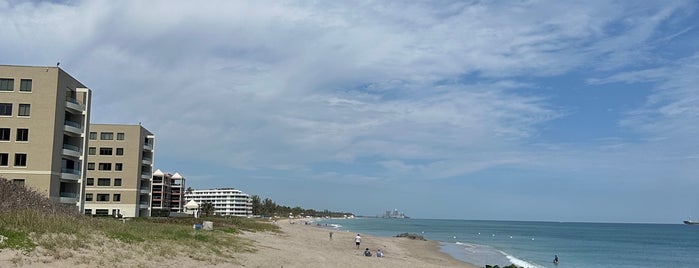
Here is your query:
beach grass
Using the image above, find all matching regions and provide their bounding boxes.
[0,178,279,263]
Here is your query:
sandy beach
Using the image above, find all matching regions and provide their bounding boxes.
[1,218,478,267]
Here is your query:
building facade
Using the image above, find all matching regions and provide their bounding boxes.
[84,124,154,217]
[151,169,185,216]
[0,65,91,210]
[184,188,253,217]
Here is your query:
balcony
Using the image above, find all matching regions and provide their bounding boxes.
[139,201,150,208]
[65,97,85,113]
[60,168,80,181]
[59,191,79,204]
[62,143,82,158]
[141,171,151,179]
[140,186,150,194]
[63,120,83,136]
[142,156,152,165]
[143,143,153,151]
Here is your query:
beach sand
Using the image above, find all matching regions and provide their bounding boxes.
[0,218,479,268]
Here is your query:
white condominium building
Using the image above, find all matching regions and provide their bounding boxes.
[185,188,252,217]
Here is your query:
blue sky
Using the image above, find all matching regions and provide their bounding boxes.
[2,0,698,223]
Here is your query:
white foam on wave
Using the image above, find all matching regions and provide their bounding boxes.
[329,223,342,229]
[503,251,546,268]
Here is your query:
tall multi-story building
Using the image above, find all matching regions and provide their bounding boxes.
[151,169,186,216]
[84,124,154,217]
[184,188,253,217]
[0,65,91,210]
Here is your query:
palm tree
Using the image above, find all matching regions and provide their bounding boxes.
[200,201,215,217]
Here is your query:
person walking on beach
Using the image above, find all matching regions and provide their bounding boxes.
[355,234,361,249]
[329,231,333,240]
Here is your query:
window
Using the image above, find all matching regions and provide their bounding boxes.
[85,193,93,201]
[113,194,121,202]
[98,163,111,171]
[0,153,7,166]
[19,79,32,92]
[12,179,24,186]
[99,147,113,155]
[87,162,95,170]
[86,178,94,186]
[100,132,113,140]
[116,148,124,155]
[89,132,97,140]
[117,132,125,140]
[96,194,109,202]
[84,209,92,215]
[114,163,123,171]
[0,128,9,141]
[14,153,27,167]
[18,104,30,116]
[16,129,28,142]
[95,209,108,216]
[0,78,13,91]
[88,147,96,155]
[0,103,11,116]
[97,178,110,186]
[114,178,122,186]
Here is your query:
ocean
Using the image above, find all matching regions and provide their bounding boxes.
[317,218,699,268]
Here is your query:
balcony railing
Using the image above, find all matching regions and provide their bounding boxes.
[63,143,81,152]
[60,192,78,198]
[64,120,81,128]
[61,168,80,175]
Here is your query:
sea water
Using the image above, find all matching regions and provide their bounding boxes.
[317,218,699,268]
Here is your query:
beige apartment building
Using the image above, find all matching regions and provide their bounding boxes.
[0,65,91,210]
[84,124,154,217]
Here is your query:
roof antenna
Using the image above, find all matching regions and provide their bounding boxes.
[56,62,60,67]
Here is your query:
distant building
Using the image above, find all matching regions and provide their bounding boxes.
[0,65,92,210]
[151,169,186,216]
[84,124,154,217]
[184,188,252,217]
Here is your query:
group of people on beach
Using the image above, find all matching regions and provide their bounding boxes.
[355,234,384,257]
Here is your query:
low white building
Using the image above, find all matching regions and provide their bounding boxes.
[184,188,253,217]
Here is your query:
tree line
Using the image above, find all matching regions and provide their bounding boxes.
[250,195,353,218]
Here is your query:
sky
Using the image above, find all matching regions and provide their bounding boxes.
[2,0,698,223]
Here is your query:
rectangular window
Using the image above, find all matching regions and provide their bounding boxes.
[84,209,92,215]
[95,209,108,215]
[0,103,12,116]
[99,147,113,155]
[88,147,96,155]
[114,163,123,171]
[113,194,121,202]
[0,153,8,166]
[87,162,95,170]
[0,128,9,141]
[98,163,111,171]
[100,132,113,140]
[85,193,93,201]
[116,148,124,155]
[0,78,13,91]
[16,129,28,142]
[117,132,125,140]
[96,194,109,202]
[89,132,97,140]
[18,104,30,116]
[14,153,27,167]
[97,178,110,186]
[86,178,94,186]
[19,79,32,92]
[114,178,122,186]
[12,179,24,186]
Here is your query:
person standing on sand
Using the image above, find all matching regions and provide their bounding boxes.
[355,234,361,249]
[329,231,333,240]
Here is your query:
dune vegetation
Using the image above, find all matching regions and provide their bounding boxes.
[0,177,278,265]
